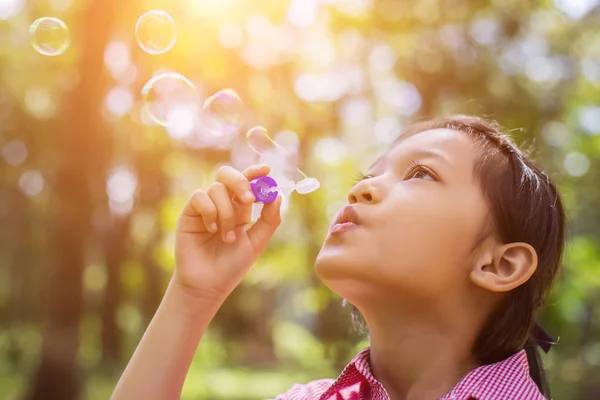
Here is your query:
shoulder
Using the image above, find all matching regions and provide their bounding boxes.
[271,378,336,400]
[450,350,546,400]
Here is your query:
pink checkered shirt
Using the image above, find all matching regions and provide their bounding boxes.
[273,347,545,400]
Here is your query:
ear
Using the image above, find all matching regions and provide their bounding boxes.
[470,242,538,292]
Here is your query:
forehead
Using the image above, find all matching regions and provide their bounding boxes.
[373,128,479,172]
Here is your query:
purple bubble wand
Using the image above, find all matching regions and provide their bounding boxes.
[250,176,320,203]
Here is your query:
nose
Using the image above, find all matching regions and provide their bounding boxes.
[348,180,381,204]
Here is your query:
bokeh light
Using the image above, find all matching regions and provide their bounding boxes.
[564,152,590,176]
[553,0,599,20]
[106,166,137,215]
[541,121,569,148]
[218,24,244,49]
[286,0,319,27]
[0,0,24,20]
[105,86,135,118]
[18,170,44,197]
[165,107,196,140]
[49,0,72,14]
[25,87,55,120]
[578,106,600,135]
[135,10,176,55]
[104,41,132,82]
[314,137,347,166]
[29,17,70,56]
[2,140,27,166]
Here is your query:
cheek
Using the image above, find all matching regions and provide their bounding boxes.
[372,195,484,282]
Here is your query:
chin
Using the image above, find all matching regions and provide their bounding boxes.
[315,251,379,307]
[315,245,368,285]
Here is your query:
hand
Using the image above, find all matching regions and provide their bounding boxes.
[174,164,282,302]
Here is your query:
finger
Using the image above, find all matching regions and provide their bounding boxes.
[207,182,236,243]
[182,190,218,231]
[215,165,266,205]
[247,194,282,253]
[241,164,271,181]
[188,190,218,232]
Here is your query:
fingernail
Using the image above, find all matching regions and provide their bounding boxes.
[243,191,255,202]
[209,223,218,232]
[225,231,236,243]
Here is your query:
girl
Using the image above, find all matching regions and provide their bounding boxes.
[112,116,564,400]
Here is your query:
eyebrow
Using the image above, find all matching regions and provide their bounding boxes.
[368,149,453,170]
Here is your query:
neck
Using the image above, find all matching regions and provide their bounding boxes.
[363,303,482,400]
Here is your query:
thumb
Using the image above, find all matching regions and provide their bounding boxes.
[246,195,282,254]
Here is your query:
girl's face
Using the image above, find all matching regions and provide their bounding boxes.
[315,128,491,306]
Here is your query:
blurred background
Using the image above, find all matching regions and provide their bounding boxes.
[1,0,600,399]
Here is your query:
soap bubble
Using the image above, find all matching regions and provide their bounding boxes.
[202,89,244,137]
[246,126,281,155]
[246,126,319,187]
[141,72,199,127]
[136,11,176,54]
[29,17,70,56]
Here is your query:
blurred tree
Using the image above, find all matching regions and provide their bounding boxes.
[100,216,129,369]
[24,0,116,398]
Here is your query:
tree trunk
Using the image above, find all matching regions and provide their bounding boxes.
[24,159,89,400]
[25,0,116,398]
[100,216,130,369]
[135,149,170,326]
[139,225,164,327]
[5,189,27,370]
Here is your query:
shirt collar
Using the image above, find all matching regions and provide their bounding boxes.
[321,347,537,400]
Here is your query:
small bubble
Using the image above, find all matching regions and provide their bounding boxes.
[29,17,70,56]
[202,89,244,137]
[245,126,313,183]
[136,11,176,55]
[141,72,199,127]
[246,126,279,155]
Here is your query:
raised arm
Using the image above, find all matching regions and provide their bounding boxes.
[111,164,282,400]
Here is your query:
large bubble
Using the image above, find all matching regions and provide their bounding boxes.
[29,17,70,56]
[245,126,320,194]
[202,89,244,137]
[136,11,177,54]
[141,72,199,127]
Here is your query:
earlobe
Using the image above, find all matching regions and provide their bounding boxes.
[470,242,538,293]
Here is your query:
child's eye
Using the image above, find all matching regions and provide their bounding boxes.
[408,168,434,180]
[405,161,437,181]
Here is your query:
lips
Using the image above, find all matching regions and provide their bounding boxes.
[332,205,360,228]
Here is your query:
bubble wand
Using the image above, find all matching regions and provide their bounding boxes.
[245,126,321,203]
[250,176,320,203]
